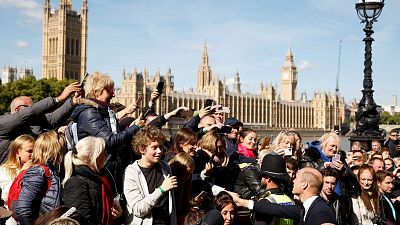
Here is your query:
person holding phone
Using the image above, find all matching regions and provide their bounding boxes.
[70,72,144,193]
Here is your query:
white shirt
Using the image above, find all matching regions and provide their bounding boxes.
[302,195,318,220]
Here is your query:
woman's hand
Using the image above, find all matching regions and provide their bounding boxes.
[203,162,214,176]
[273,148,285,156]
[331,160,344,171]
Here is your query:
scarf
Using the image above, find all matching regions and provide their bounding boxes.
[237,143,256,158]
[101,174,114,225]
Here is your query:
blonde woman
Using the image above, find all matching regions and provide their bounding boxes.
[70,71,143,192]
[0,135,35,206]
[15,130,66,225]
[62,136,121,225]
[270,130,296,156]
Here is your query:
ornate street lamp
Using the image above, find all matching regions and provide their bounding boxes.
[350,0,385,144]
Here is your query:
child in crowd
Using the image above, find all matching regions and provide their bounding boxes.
[123,126,177,225]
[15,131,66,225]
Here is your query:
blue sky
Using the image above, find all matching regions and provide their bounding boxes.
[0,0,399,106]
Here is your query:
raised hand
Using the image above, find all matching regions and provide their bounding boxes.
[57,82,81,102]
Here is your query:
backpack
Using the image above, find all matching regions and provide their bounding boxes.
[8,164,52,218]
[65,121,79,150]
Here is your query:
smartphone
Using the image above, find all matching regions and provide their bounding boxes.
[284,148,292,156]
[80,72,89,88]
[156,81,164,94]
[219,125,232,134]
[205,99,213,107]
[332,154,341,162]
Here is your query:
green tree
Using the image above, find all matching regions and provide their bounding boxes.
[380,111,392,124]
[0,76,76,114]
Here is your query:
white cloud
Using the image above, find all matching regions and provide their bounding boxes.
[298,60,315,71]
[0,0,41,22]
[15,40,29,48]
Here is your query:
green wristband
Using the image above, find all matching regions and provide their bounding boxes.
[159,186,165,194]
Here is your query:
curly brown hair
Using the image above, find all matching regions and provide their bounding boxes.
[132,126,166,156]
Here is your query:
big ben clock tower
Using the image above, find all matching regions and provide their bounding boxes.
[281,46,298,101]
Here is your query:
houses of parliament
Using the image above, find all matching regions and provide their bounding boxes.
[41,0,345,131]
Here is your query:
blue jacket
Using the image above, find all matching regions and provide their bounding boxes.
[70,99,140,192]
[15,163,61,225]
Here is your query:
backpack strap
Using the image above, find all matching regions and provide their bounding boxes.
[40,164,52,191]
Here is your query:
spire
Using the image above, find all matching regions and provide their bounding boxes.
[122,67,126,79]
[202,41,209,66]
[285,42,294,64]
[82,0,88,8]
[233,69,241,93]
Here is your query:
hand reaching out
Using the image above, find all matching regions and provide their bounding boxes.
[57,82,81,102]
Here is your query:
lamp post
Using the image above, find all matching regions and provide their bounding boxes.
[350,0,385,145]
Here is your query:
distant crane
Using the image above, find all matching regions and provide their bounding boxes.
[335,40,342,94]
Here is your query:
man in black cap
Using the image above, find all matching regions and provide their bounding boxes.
[232,154,296,225]
[256,154,296,225]
[224,117,243,157]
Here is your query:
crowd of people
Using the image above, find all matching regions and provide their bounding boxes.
[0,72,400,225]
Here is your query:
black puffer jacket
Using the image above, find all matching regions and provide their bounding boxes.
[63,165,102,225]
[70,99,140,192]
[234,163,266,199]
[16,163,61,225]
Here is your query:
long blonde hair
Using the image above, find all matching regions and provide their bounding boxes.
[62,136,105,185]
[31,130,67,166]
[1,134,35,178]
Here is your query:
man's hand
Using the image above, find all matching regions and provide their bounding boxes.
[165,106,189,119]
[160,175,178,192]
[203,123,223,133]
[57,82,81,102]
[228,191,249,208]
[151,90,160,103]
[130,116,145,128]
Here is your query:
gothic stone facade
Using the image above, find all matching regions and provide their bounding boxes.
[113,44,344,131]
[42,0,87,81]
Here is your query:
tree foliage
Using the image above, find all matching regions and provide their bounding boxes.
[380,111,400,125]
[0,76,76,114]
